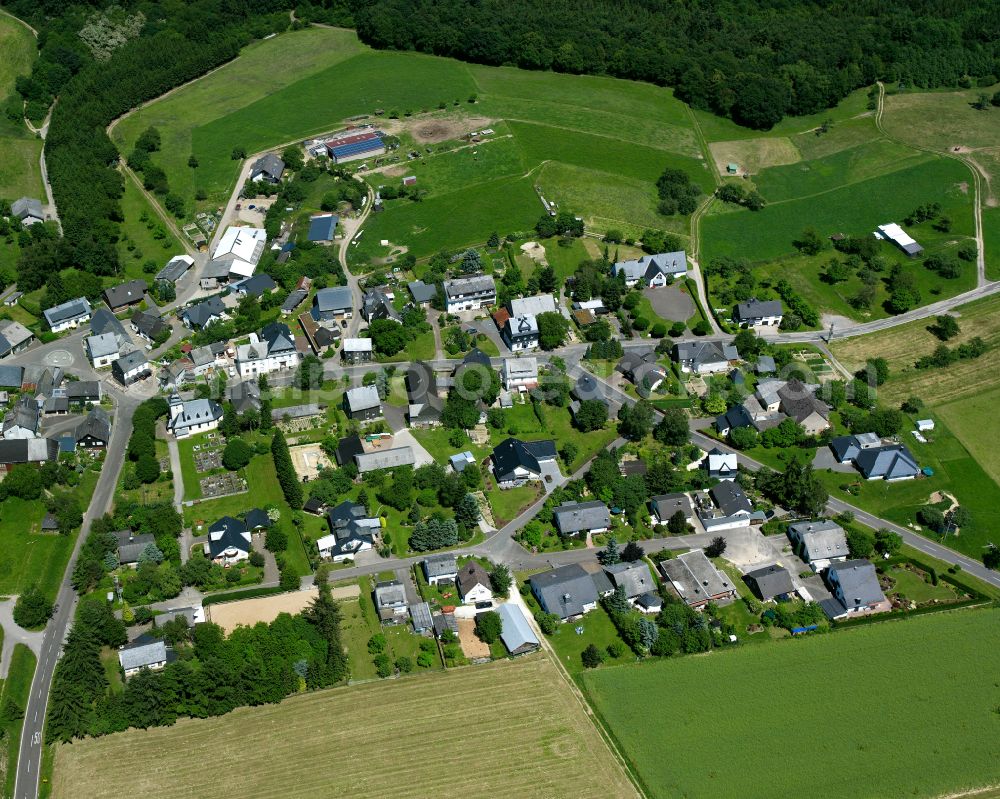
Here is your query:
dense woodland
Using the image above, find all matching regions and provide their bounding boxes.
[352,0,1000,128]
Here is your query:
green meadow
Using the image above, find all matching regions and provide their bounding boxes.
[0,12,43,199]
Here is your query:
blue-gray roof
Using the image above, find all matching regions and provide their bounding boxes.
[855,444,919,480]
[119,639,167,672]
[497,603,539,653]
[43,297,92,327]
[313,286,353,312]
[408,280,438,304]
[307,214,338,242]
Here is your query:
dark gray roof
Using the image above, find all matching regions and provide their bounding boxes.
[43,396,68,414]
[830,435,861,462]
[251,153,285,181]
[709,480,752,516]
[313,286,353,312]
[777,379,829,423]
[43,297,92,327]
[244,508,271,529]
[409,602,434,631]
[651,493,693,521]
[0,438,58,465]
[423,553,458,579]
[552,501,611,534]
[104,279,147,309]
[65,380,101,401]
[3,397,38,434]
[281,289,308,313]
[604,561,655,599]
[335,434,364,466]
[433,612,459,637]
[119,639,167,672]
[789,520,849,562]
[374,580,407,607]
[114,349,149,373]
[207,516,251,558]
[183,297,226,328]
[11,197,43,220]
[345,385,381,413]
[361,289,401,323]
[90,308,127,341]
[0,365,23,388]
[529,564,599,619]
[227,379,261,414]
[408,280,438,304]
[456,561,491,597]
[735,298,783,321]
[156,255,192,283]
[744,564,795,600]
[115,531,156,564]
[131,310,169,340]
[673,340,730,368]
[855,445,919,480]
[235,273,277,297]
[826,559,885,608]
[444,274,496,299]
[660,550,733,604]
[490,437,557,483]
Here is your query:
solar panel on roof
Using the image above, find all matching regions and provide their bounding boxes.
[330,138,384,158]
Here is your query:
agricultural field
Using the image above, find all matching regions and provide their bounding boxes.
[52,655,639,799]
[0,12,43,200]
[114,25,712,255]
[583,607,1000,799]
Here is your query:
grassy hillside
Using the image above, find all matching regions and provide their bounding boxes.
[584,608,1000,799]
[0,12,43,199]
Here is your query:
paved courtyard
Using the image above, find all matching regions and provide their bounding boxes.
[642,286,695,322]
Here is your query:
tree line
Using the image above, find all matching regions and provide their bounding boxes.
[351,0,1000,129]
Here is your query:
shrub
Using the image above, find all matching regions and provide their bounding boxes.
[13,586,54,629]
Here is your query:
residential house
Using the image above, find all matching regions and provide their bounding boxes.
[343,385,382,421]
[2,396,39,439]
[496,603,540,655]
[552,501,611,537]
[788,520,849,571]
[500,357,538,391]
[316,500,379,562]
[131,310,170,343]
[822,559,891,619]
[11,197,44,226]
[777,379,831,434]
[744,564,795,601]
[406,362,444,427]
[490,437,558,488]
[603,561,657,603]
[86,332,121,369]
[249,153,285,184]
[705,447,738,481]
[613,251,687,287]
[181,297,227,330]
[211,226,267,279]
[233,274,278,300]
[103,279,147,312]
[716,378,830,437]
[307,213,338,243]
[855,444,920,481]
[0,365,21,389]
[119,638,168,678]
[0,320,33,358]
[115,531,156,566]
[355,446,415,474]
[423,554,458,586]
[360,289,401,324]
[156,254,193,284]
[529,564,600,621]
[236,322,301,379]
[659,549,736,608]
[443,275,496,313]
[509,294,556,317]
[457,561,493,605]
[65,380,101,404]
[650,493,694,526]
[112,350,151,386]
[227,379,261,415]
[734,298,784,327]
[206,516,252,565]
[166,393,223,438]
[695,481,762,532]
[43,297,92,332]
[503,314,539,352]
[829,432,882,463]
[75,407,111,448]
[312,286,354,323]
[673,341,735,374]
[409,602,434,634]
[0,438,59,474]
[90,308,129,345]
[408,280,438,306]
[281,289,308,315]
[374,580,408,624]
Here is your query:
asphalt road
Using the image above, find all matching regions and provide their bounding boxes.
[14,394,139,799]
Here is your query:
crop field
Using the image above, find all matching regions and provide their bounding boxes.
[703,155,975,264]
[708,136,800,175]
[52,655,639,799]
[0,12,43,199]
[583,608,1000,799]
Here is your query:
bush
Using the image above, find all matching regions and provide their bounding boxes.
[222,437,253,470]
[475,610,502,644]
[13,586,54,629]
[581,643,604,668]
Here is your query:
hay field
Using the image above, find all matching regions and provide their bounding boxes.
[52,656,639,799]
[708,136,800,175]
[583,608,1000,799]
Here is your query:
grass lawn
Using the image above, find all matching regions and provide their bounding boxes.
[883,563,960,604]
[487,484,542,526]
[52,656,638,799]
[176,434,213,501]
[583,607,1000,799]
[0,13,43,200]
[184,454,311,577]
[0,469,98,599]
[338,580,381,681]
[115,175,183,285]
[410,427,491,465]
[545,605,634,677]
[0,643,36,797]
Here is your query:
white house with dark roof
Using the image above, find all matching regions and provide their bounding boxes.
[650,492,694,526]
[696,481,764,532]
[529,564,600,621]
[673,341,733,374]
[490,437,559,488]
[181,296,227,330]
[112,350,151,386]
[43,297,92,332]
[206,516,251,565]
[613,251,687,287]
[249,153,285,184]
[235,322,300,379]
[166,393,223,438]
[822,559,891,619]
[456,561,493,605]
[423,553,458,585]
[734,298,783,327]
[317,500,379,562]
[603,561,656,601]
[503,314,539,351]
[443,274,496,312]
[341,337,373,364]
[705,448,738,481]
[119,638,168,677]
[11,197,44,226]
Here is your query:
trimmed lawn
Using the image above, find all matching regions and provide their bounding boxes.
[583,607,1000,799]
[487,484,542,526]
[883,564,960,604]
[545,605,634,677]
[410,427,491,465]
[338,579,381,681]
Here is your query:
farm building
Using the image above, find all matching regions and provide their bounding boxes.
[210,226,267,279]
[11,197,44,226]
[496,603,539,655]
[312,286,354,323]
[326,131,386,164]
[157,254,194,283]
[308,213,338,243]
[355,446,415,473]
[876,223,923,257]
[343,385,382,421]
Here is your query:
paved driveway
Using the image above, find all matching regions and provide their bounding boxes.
[643,286,695,322]
[812,446,856,473]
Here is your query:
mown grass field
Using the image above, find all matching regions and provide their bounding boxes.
[0,643,36,797]
[116,175,183,284]
[0,12,43,199]
[52,655,639,799]
[583,608,1000,799]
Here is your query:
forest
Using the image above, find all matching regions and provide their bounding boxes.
[351,0,1000,129]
